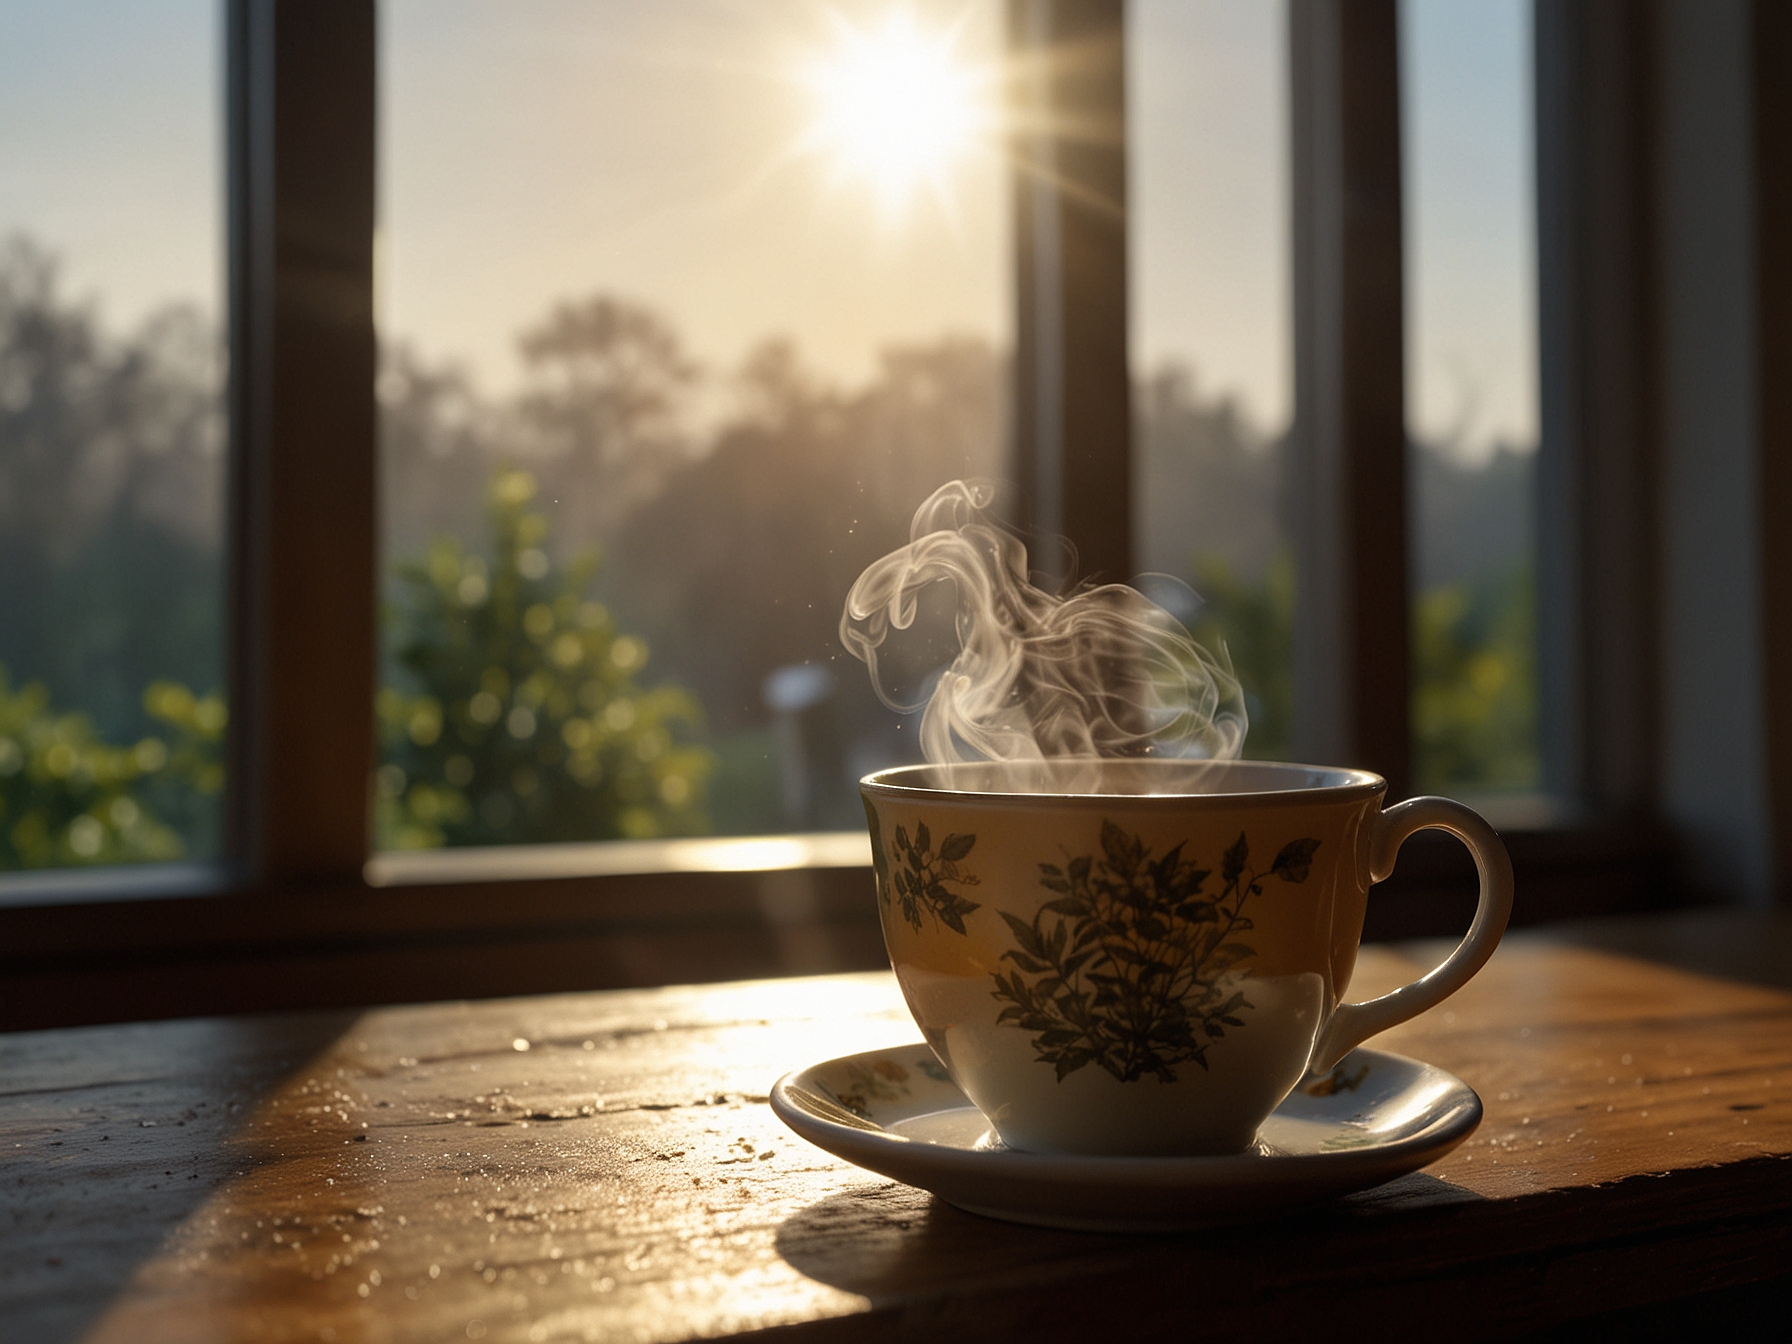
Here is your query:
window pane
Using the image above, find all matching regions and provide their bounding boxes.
[0,1,227,873]
[377,0,1008,848]
[1129,0,1293,760]
[1401,0,1540,794]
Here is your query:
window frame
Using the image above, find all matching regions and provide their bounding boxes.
[0,0,1705,1032]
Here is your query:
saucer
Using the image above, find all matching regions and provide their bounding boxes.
[770,1044,1481,1232]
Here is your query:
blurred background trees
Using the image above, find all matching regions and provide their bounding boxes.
[0,237,223,752]
[0,665,223,868]
[1,232,1538,871]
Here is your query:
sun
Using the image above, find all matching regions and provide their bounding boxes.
[799,9,993,215]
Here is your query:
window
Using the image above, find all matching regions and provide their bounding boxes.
[8,0,1776,1030]
[1129,0,1294,759]
[1402,0,1539,798]
[0,0,228,878]
[375,0,1008,849]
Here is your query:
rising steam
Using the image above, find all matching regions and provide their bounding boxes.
[841,480,1246,765]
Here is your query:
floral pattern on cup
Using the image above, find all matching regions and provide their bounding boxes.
[885,820,981,935]
[990,822,1321,1083]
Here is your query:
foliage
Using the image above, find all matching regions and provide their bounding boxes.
[1187,550,1539,792]
[990,822,1317,1083]
[1,236,224,747]
[513,295,702,543]
[1135,365,1284,583]
[4,226,1546,866]
[886,820,980,933]
[606,336,1003,739]
[1187,551,1294,761]
[516,296,697,466]
[0,243,219,521]
[0,664,224,870]
[377,468,715,849]
[1413,565,1539,792]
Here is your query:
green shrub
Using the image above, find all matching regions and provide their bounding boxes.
[1185,553,1539,792]
[1412,567,1538,792]
[377,468,714,849]
[0,666,223,869]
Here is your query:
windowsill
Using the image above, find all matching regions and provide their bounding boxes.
[0,796,1587,916]
[366,831,871,887]
[0,861,235,911]
[0,835,888,1033]
[0,796,1580,909]
[0,808,1687,1033]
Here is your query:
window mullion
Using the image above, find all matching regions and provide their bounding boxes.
[1008,0,1131,587]
[1288,0,1413,796]
[226,0,378,887]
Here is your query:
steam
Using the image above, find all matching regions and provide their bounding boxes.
[841,480,1246,765]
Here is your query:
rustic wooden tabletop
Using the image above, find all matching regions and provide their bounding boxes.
[5,915,1791,1342]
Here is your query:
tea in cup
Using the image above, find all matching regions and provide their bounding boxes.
[860,758,1512,1156]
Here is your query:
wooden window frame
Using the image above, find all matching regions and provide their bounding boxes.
[3,0,1742,1032]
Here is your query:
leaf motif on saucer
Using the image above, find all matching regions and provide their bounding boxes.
[888,820,981,935]
[820,1058,911,1118]
[990,823,1320,1083]
[770,1045,1484,1231]
[1304,1061,1370,1096]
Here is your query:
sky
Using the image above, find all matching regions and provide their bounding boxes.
[1129,0,1289,432]
[378,0,1008,399]
[0,0,221,327]
[0,0,1534,459]
[1401,0,1537,459]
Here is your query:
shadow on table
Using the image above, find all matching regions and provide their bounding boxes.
[775,1170,1483,1302]
[774,1180,1122,1301]
[0,1010,358,1344]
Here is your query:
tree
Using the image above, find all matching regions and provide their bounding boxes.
[0,235,221,560]
[606,334,1003,739]
[379,343,502,557]
[1135,364,1285,585]
[378,468,714,849]
[515,295,700,541]
[1,235,225,750]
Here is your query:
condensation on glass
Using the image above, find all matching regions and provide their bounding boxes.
[0,0,227,873]
[375,0,1009,850]
[1400,0,1540,795]
[1128,0,1294,761]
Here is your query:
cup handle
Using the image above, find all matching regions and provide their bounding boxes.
[1308,796,1514,1075]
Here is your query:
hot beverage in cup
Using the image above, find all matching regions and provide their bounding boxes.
[840,482,1513,1156]
[860,758,1512,1156]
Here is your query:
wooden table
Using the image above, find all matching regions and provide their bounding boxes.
[5,913,1792,1342]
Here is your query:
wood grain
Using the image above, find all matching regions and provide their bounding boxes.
[4,921,1791,1342]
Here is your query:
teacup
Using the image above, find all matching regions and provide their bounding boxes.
[860,759,1512,1156]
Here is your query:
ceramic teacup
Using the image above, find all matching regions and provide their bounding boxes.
[860,759,1512,1156]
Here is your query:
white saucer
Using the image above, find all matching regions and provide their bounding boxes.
[771,1043,1481,1232]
